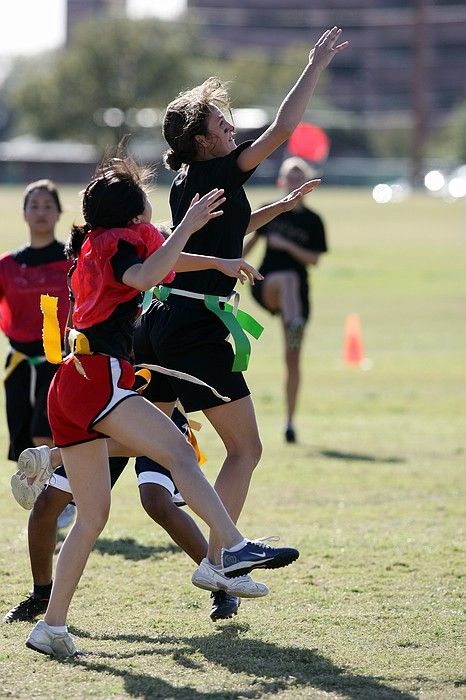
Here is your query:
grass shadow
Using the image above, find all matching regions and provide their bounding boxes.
[70,626,418,699]
[318,449,405,464]
[93,537,179,561]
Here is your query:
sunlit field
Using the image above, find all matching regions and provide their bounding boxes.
[0,184,464,699]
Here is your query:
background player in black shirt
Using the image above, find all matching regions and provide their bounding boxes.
[245,157,328,444]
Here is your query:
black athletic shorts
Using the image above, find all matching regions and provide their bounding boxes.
[133,297,250,413]
[251,273,311,321]
[4,353,56,461]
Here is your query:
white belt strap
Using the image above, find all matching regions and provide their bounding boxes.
[165,287,240,316]
[136,363,231,403]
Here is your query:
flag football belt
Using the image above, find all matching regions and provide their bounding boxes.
[4,348,47,408]
[40,293,231,401]
[145,285,264,372]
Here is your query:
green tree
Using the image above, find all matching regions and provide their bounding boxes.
[3,17,203,145]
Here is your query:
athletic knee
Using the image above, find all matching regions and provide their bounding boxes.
[75,504,110,539]
[167,438,198,474]
[140,486,176,526]
[31,488,70,525]
[227,435,262,470]
[251,437,263,468]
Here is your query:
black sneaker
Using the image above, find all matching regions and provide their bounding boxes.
[285,426,296,443]
[3,593,49,623]
[222,538,299,578]
[209,590,240,622]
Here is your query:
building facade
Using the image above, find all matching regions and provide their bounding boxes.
[188,1,466,124]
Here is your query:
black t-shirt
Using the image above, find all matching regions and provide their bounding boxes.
[167,141,256,297]
[11,240,66,266]
[257,206,327,287]
[75,241,143,361]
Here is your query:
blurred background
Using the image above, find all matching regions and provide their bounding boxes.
[0,0,465,197]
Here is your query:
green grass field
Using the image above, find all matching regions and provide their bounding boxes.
[0,184,464,699]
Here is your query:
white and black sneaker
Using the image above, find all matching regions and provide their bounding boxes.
[222,538,299,578]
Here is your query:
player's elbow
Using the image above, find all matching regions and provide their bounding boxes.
[122,266,149,291]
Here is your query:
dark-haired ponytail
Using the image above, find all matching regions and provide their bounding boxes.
[65,223,91,260]
[163,149,183,172]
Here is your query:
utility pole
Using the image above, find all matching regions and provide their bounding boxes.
[412,0,427,187]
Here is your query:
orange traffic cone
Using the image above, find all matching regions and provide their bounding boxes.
[343,313,365,366]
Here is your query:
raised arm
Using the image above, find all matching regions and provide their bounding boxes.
[246,178,321,234]
[237,27,348,173]
[242,232,260,257]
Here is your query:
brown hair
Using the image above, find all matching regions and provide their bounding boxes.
[162,77,231,171]
[66,148,153,259]
[23,179,63,213]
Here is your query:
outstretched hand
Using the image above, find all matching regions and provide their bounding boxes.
[280,179,321,213]
[310,27,349,70]
[216,258,263,285]
[182,188,226,236]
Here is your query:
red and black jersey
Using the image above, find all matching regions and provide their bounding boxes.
[71,222,175,360]
[0,241,71,356]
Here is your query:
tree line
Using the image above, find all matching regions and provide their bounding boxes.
[0,15,464,161]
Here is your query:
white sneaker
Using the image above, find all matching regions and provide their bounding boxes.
[192,558,269,598]
[11,445,55,510]
[57,503,76,530]
[18,445,53,479]
[26,620,79,658]
[11,471,47,510]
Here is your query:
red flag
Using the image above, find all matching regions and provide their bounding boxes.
[287,122,329,162]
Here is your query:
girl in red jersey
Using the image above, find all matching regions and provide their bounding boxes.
[0,180,70,460]
[25,154,299,658]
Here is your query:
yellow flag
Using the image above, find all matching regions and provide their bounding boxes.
[40,294,62,364]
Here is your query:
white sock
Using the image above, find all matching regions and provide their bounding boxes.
[226,538,247,553]
[45,623,67,634]
[202,557,221,569]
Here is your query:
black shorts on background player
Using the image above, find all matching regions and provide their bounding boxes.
[4,355,57,460]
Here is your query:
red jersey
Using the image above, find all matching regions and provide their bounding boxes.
[72,222,175,329]
[0,241,71,347]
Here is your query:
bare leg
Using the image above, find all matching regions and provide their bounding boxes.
[96,396,243,549]
[139,483,207,564]
[260,270,303,324]
[203,395,262,564]
[37,402,177,469]
[29,487,72,586]
[283,337,302,427]
[44,439,111,626]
